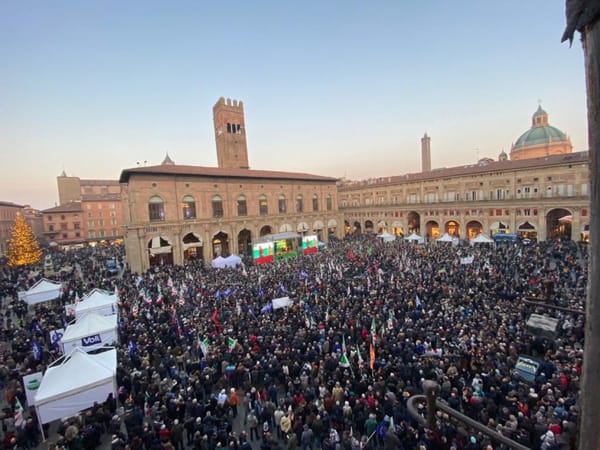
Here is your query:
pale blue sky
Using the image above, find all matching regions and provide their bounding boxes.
[0,1,587,210]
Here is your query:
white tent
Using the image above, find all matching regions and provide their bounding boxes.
[470,233,495,245]
[211,256,226,269]
[34,348,117,425]
[405,233,425,244]
[211,255,242,269]
[223,254,242,268]
[18,279,63,306]
[436,233,454,242]
[75,289,117,320]
[377,232,396,243]
[61,313,118,354]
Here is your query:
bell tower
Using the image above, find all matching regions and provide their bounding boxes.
[213,97,249,169]
[421,133,431,172]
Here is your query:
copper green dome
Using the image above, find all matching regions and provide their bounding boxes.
[513,125,568,149]
[512,105,569,150]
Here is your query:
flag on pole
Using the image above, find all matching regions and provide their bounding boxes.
[199,337,209,357]
[14,397,24,428]
[339,352,350,368]
[387,311,394,330]
[227,337,237,352]
[356,346,364,366]
[369,343,375,370]
[31,341,41,361]
[370,318,377,345]
[127,340,137,357]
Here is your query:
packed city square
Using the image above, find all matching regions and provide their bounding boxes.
[0,235,586,450]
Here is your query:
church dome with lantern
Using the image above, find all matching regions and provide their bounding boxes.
[509,105,572,160]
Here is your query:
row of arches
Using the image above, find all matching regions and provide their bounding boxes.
[146,219,340,267]
[344,208,583,241]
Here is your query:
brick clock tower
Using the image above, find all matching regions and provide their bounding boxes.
[213,97,249,169]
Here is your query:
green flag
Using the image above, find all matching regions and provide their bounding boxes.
[199,337,209,356]
[227,337,237,352]
[339,352,350,368]
[356,346,364,365]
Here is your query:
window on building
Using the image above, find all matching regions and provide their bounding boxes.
[546,186,553,198]
[556,184,565,196]
[582,183,589,195]
[48,224,54,232]
[112,229,118,236]
[110,211,116,217]
[61,215,66,220]
[296,194,303,213]
[278,195,287,214]
[567,184,574,196]
[75,232,80,238]
[47,215,53,221]
[109,203,115,209]
[99,230,105,237]
[182,195,196,220]
[148,195,165,221]
[237,195,247,216]
[89,231,96,238]
[312,194,319,212]
[74,222,80,230]
[259,194,268,215]
[212,195,223,218]
[98,219,104,226]
[326,195,332,211]
[111,219,117,225]
[60,223,67,230]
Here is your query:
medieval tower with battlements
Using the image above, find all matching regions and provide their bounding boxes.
[213,97,249,169]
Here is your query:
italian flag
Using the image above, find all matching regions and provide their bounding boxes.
[227,337,237,352]
[199,337,209,356]
[14,397,24,428]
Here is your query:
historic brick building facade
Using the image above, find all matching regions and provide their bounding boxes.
[338,106,588,242]
[120,98,341,274]
[41,174,124,247]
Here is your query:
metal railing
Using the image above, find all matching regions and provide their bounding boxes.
[406,380,531,450]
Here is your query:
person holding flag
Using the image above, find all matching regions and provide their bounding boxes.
[14,397,25,429]
[199,336,210,358]
[227,336,237,352]
[370,317,377,345]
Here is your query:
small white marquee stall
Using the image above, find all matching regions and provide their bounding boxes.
[18,279,63,306]
[61,313,119,354]
[34,348,117,436]
[75,289,118,319]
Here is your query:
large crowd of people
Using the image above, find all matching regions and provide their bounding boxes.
[0,234,587,450]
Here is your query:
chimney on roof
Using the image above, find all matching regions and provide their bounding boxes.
[421,133,431,172]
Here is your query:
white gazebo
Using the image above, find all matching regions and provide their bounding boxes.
[75,289,118,319]
[18,279,63,306]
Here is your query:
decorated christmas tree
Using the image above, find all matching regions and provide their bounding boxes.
[6,213,43,267]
